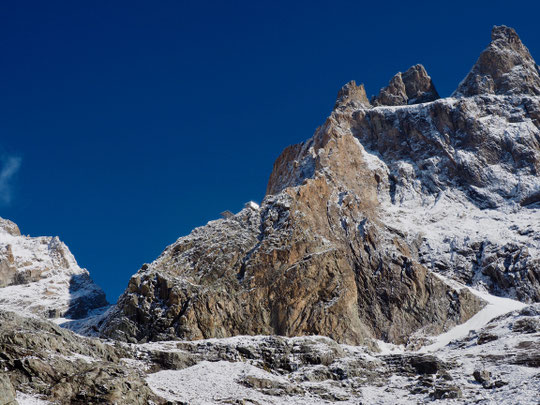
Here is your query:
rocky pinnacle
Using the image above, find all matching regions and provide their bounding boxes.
[371,64,440,106]
[334,80,372,110]
[454,25,540,96]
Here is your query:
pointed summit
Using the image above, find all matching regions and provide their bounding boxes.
[371,72,407,106]
[372,64,439,106]
[454,25,540,97]
[334,80,371,110]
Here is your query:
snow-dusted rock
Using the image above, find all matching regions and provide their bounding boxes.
[2,296,537,404]
[454,25,540,97]
[139,301,538,404]
[2,25,539,405]
[0,217,107,319]
[0,310,158,404]
[101,26,540,348]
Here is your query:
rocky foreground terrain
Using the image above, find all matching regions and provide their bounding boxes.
[0,25,538,404]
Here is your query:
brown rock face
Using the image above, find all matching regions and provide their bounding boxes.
[372,64,439,106]
[334,81,371,110]
[100,25,539,347]
[454,25,540,96]
[371,73,408,106]
[101,115,485,346]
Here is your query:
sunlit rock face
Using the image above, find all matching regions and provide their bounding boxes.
[101,25,539,346]
[371,64,439,106]
[454,25,540,97]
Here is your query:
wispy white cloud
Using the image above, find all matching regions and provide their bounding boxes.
[0,156,22,205]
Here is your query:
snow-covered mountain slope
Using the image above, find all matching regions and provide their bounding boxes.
[346,94,540,302]
[137,295,539,405]
[0,217,107,319]
[2,284,537,405]
[418,273,528,352]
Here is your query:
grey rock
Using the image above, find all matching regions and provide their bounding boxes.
[454,25,540,96]
[0,310,160,405]
[431,384,462,399]
[383,354,448,375]
[512,317,539,333]
[239,375,304,396]
[372,64,439,106]
[0,373,17,405]
[477,332,499,345]
[473,369,491,385]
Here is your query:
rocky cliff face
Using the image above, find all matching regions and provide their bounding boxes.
[100,25,539,346]
[0,310,159,404]
[0,217,108,319]
[0,25,539,405]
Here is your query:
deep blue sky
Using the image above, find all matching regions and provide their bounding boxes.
[1,0,538,302]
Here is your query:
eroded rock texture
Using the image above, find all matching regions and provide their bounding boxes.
[371,64,439,106]
[334,80,371,110]
[454,25,540,96]
[0,310,159,405]
[100,25,539,349]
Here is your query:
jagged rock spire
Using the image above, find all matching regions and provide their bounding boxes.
[334,80,371,110]
[454,25,540,97]
[371,73,408,106]
[372,64,439,106]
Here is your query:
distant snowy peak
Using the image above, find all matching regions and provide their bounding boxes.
[0,217,107,319]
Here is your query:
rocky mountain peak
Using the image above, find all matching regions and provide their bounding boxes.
[454,25,540,96]
[372,64,439,106]
[334,80,371,110]
[491,24,522,43]
[1,25,539,404]
[0,217,108,319]
[99,27,540,349]
[0,217,20,236]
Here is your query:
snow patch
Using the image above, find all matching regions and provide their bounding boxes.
[16,392,52,405]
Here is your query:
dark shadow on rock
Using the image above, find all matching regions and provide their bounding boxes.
[65,273,108,319]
